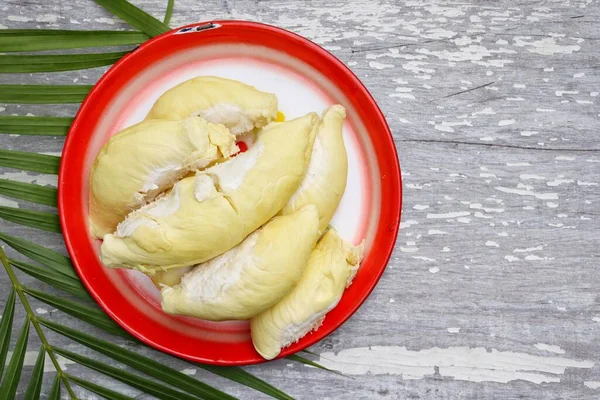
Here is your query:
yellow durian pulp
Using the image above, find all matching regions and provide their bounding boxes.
[250,229,364,360]
[146,76,278,135]
[100,113,319,272]
[280,105,348,233]
[89,117,238,239]
[161,205,319,321]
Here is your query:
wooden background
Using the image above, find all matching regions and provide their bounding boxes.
[1,0,599,398]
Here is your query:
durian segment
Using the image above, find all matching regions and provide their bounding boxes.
[161,205,320,321]
[250,229,364,360]
[146,76,278,135]
[280,105,348,233]
[89,117,238,239]
[100,113,319,272]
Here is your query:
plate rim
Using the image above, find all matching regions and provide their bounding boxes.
[58,19,403,365]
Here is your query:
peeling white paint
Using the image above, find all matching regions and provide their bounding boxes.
[428,229,447,235]
[0,171,57,187]
[584,381,600,389]
[400,247,419,253]
[180,368,196,375]
[413,256,436,262]
[547,178,574,187]
[426,211,470,219]
[400,220,419,228]
[318,346,594,384]
[535,343,565,354]
[498,119,515,126]
[521,131,539,136]
[369,61,394,70]
[0,196,19,208]
[513,37,580,55]
[555,90,579,97]
[525,254,555,261]
[495,185,558,200]
[514,246,543,253]
[520,174,545,180]
[469,203,504,213]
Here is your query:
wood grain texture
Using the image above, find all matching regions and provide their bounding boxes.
[1,0,599,398]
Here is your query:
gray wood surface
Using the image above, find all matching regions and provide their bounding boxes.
[1,0,599,398]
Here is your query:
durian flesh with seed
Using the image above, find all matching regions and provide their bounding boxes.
[250,229,364,360]
[100,113,319,272]
[89,117,238,239]
[146,76,278,135]
[280,105,348,233]
[161,205,319,321]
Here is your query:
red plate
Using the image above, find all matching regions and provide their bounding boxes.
[59,20,402,365]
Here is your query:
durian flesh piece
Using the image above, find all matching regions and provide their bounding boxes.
[250,229,364,360]
[161,205,319,321]
[280,105,348,233]
[89,117,238,239]
[100,113,319,272]
[146,76,278,135]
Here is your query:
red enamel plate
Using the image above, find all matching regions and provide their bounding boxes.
[59,21,402,365]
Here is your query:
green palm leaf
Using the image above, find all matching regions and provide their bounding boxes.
[0,289,16,378]
[164,0,175,25]
[10,259,88,299]
[0,116,72,136]
[0,51,129,73]
[23,287,127,338]
[0,318,29,399]
[286,354,342,376]
[39,318,237,400]
[0,179,58,207]
[23,346,45,400]
[0,85,92,104]
[0,232,77,279]
[94,0,171,37]
[48,375,61,400]
[0,30,148,52]
[200,365,294,400]
[0,150,60,174]
[66,374,133,400]
[0,206,61,233]
[56,347,201,400]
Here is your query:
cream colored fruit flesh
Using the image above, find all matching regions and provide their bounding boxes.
[146,76,278,135]
[89,117,238,239]
[100,113,319,272]
[250,229,364,360]
[281,105,348,233]
[161,206,319,321]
